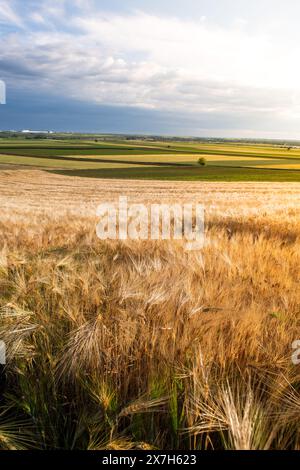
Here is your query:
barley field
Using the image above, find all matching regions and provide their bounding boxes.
[0,169,300,449]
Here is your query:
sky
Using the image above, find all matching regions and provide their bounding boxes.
[0,0,300,138]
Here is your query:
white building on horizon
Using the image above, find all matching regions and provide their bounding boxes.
[21,129,54,134]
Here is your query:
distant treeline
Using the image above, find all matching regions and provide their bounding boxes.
[0,131,300,147]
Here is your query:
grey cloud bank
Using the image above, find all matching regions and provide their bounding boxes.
[1,87,296,139]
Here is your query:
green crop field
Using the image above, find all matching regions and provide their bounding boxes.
[1,137,300,181]
[51,166,300,182]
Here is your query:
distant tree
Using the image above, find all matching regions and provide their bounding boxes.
[197,157,207,166]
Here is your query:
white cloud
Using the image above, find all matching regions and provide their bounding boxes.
[0,0,22,26]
